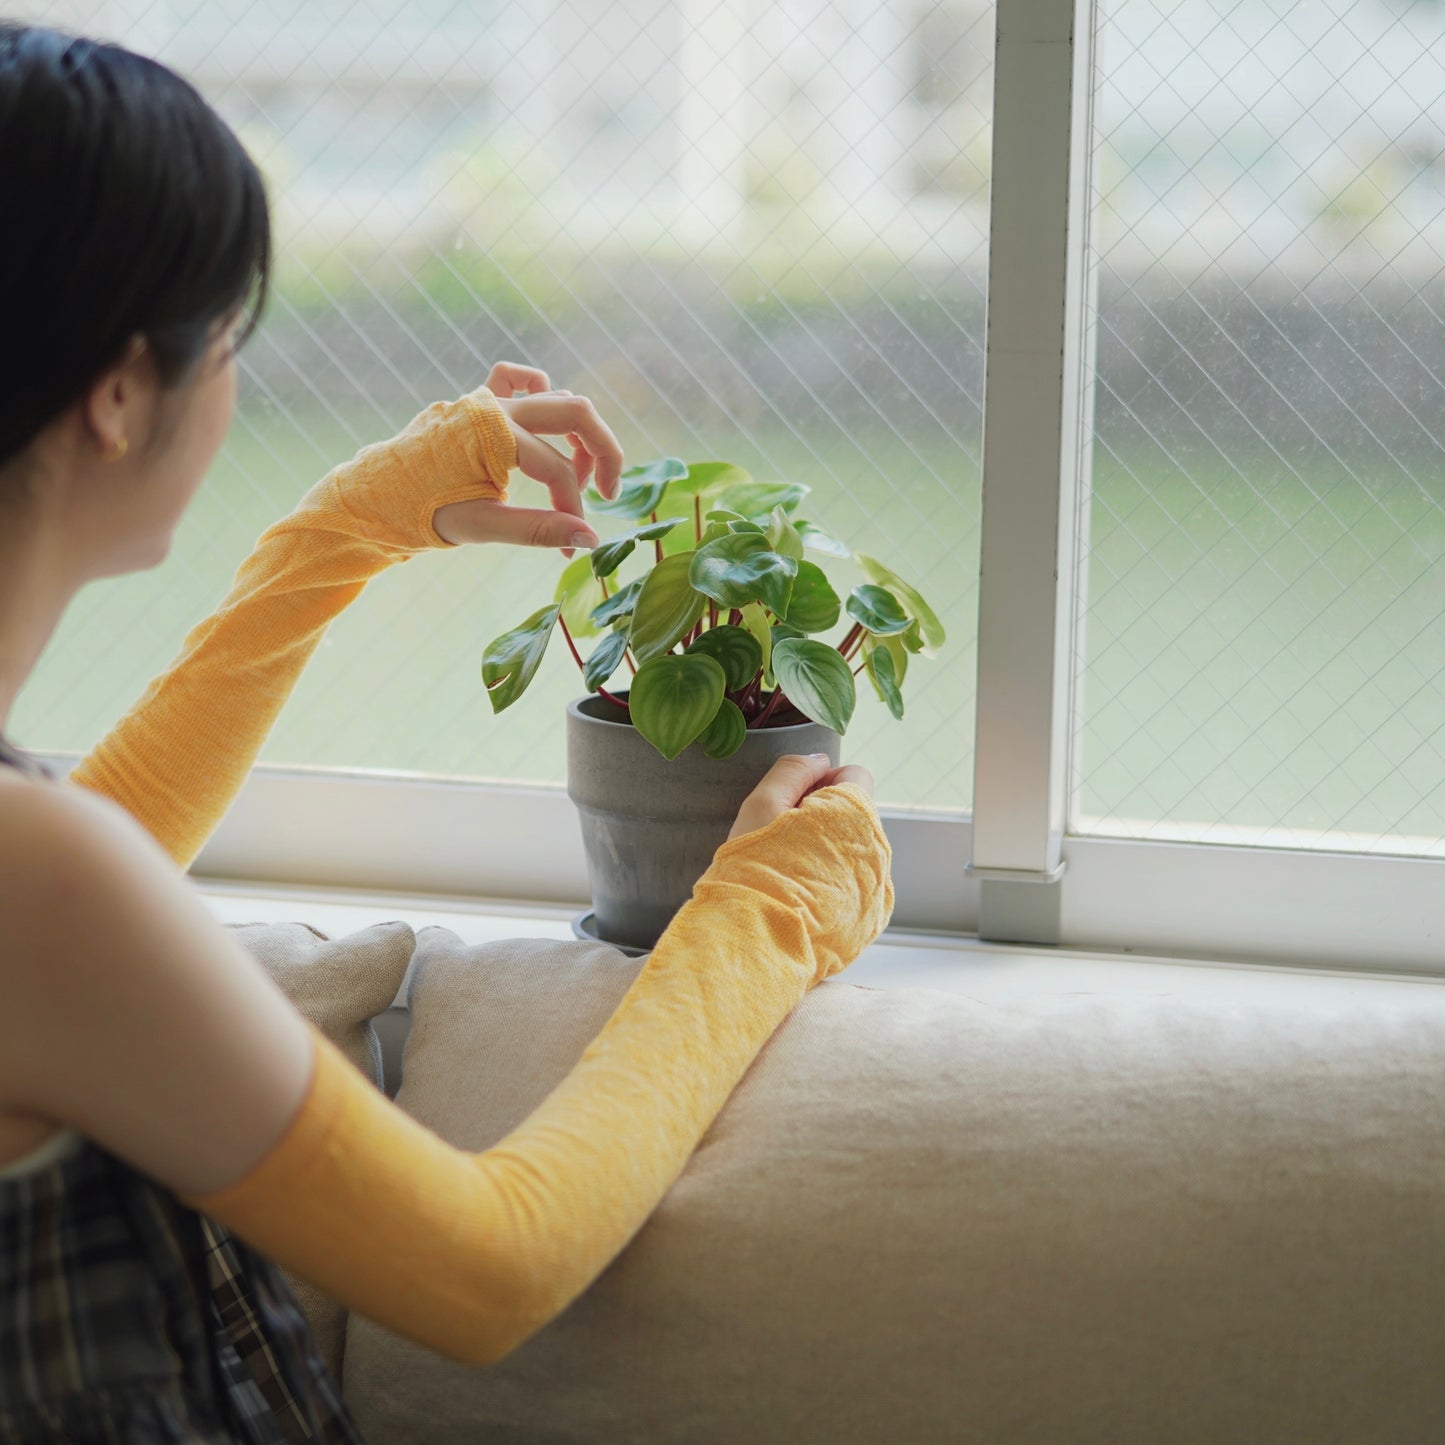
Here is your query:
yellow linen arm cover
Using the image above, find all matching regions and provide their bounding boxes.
[70,387,516,868]
[184,784,893,1367]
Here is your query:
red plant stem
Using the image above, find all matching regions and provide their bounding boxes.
[853,659,867,676]
[729,608,742,626]
[652,510,664,565]
[599,575,610,599]
[734,675,762,717]
[709,602,718,629]
[558,611,586,670]
[837,622,864,659]
[559,614,628,710]
[694,494,702,543]
[752,687,788,729]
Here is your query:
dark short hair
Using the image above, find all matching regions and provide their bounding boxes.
[0,23,270,468]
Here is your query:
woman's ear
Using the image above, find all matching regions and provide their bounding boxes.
[81,335,152,460]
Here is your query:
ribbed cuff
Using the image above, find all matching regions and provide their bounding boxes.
[422,386,519,547]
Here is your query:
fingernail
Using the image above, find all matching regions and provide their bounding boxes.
[571,532,597,548]
[810,752,829,760]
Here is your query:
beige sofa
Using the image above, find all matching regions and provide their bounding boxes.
[242,920,1445,1444]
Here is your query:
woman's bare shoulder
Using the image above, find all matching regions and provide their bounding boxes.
[0,776,184,1070]
[0,770,314,1194]
[0,776,135,1107]
[0,778,144,1005]
[0,771,136,908]
[0,769,104,877]
[0,771,231,1010]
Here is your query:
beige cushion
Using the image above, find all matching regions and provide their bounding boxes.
[343,929,1445,1444]
[232,919,414,1384]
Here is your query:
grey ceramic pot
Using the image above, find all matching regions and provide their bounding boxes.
[566,694,840,951]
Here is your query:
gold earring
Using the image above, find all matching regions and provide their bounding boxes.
[103,437,128,462]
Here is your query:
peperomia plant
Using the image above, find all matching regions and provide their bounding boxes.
[482,458,945,760]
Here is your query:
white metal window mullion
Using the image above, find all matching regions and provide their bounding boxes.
[968,0,1098,944]
[967,0,1442,976]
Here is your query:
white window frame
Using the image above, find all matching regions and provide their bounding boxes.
[40,0,1443,976]
[967,0,1442,975]
[37,755,982,938]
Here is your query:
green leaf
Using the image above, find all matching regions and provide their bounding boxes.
[902,618,925,653]
[661,512,703,557]
[630,654,727,760]
[846,583,911,636]
[686,625,763,691]
[770,637,856,734]
[549,551,601,638]
[628,551,707,662]
[864,638,905,720]
[699,698,748,759]
[767,505,804,561]
[855,553,947,654]
[768,620,803,682]
[590,517,683,578]
[796,519,850,558]
[864,631,910,689]
[482,604,560,713]
[738,602,772,677]
[704,509,766,534]
[780,559,841,632]
[590,577,643,627]
[712,480,810,520]
[689,532,797,616]
[583,629,630,692]
[695,520,739,551]
[588,457,688,517]
[553,554,604,638]
[673,461,752,496]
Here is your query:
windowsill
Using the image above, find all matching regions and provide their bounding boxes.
[199,878,1445,1007]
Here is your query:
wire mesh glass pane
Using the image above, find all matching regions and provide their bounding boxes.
[14,0,990,810]
[1077,0,1445,856]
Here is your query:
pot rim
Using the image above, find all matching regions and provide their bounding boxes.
[566,694,838,734]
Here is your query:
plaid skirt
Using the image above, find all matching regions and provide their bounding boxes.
[0,1131,365,1444]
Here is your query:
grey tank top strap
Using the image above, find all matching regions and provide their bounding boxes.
[0,734,54,779]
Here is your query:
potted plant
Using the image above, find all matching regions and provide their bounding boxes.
[482,458,944,950]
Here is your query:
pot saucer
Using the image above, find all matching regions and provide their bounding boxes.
[571,910,651,957]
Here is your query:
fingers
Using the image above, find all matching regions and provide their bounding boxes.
[822,764,874,798]
[511,426,587,521]
[432,498,598,551]
[569,433,595,488]
[504,394,623,500]
[464,374,624,553]
[727,753,834,841]
[763,753,837,808]
[486,361,551,396]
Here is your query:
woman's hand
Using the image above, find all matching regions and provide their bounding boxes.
[709,754,891,987]
[728,754,875,840]
[433,362,623,554]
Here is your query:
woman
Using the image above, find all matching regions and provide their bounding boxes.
[0,23,893,1444]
